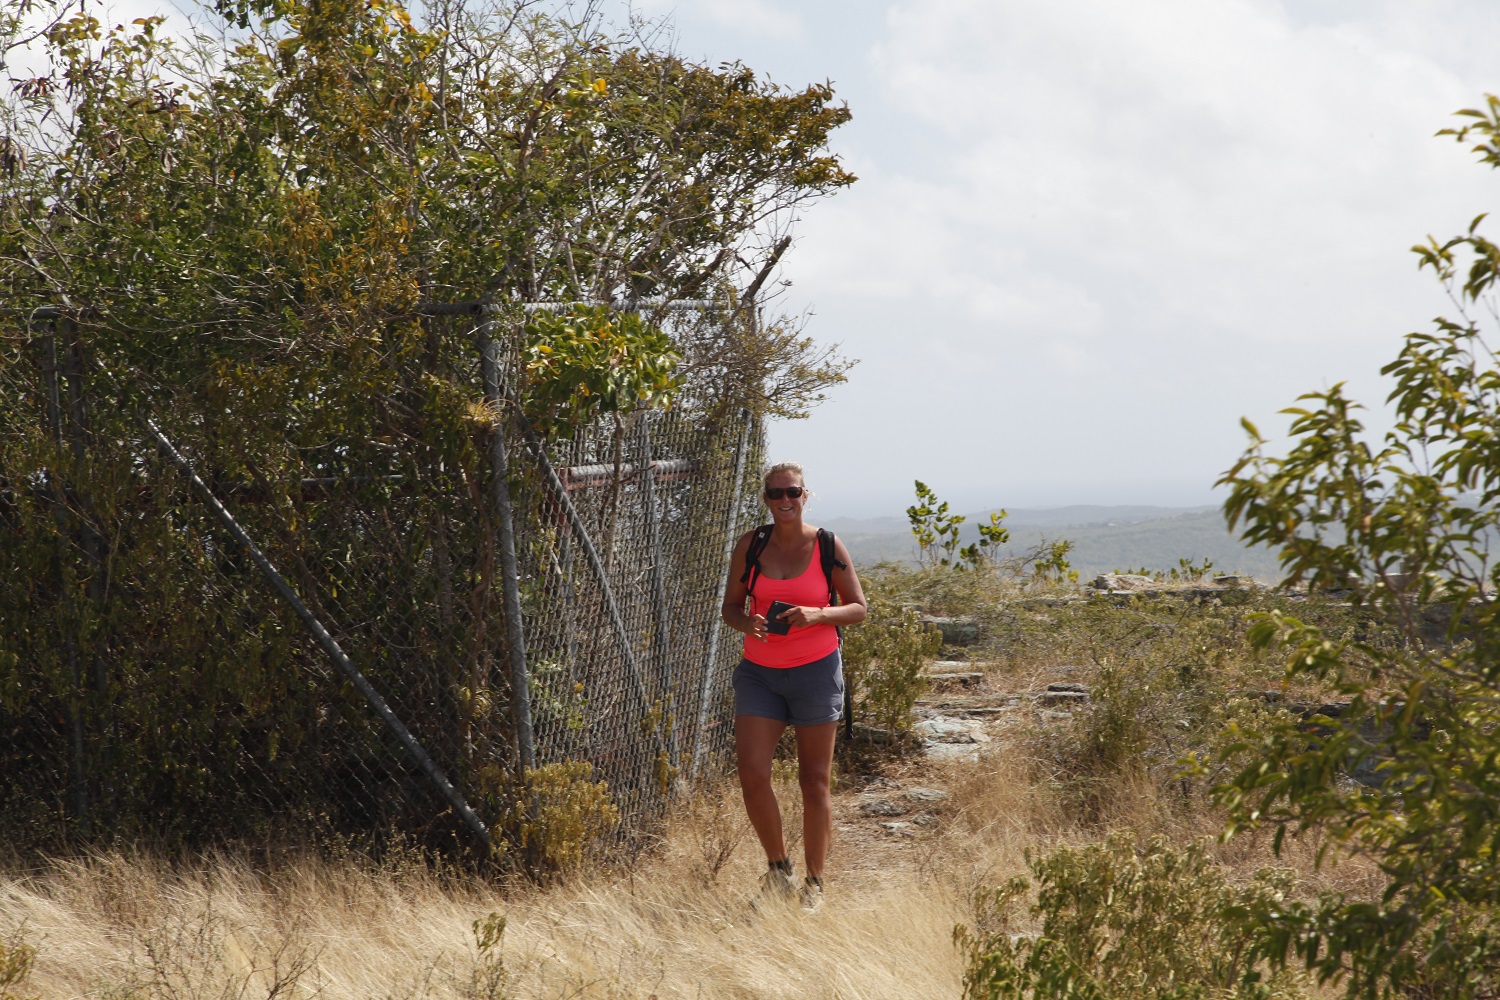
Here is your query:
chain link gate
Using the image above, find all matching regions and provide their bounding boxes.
[0,300,764,862]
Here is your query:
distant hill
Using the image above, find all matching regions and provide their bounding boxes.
[821,504,1285,581]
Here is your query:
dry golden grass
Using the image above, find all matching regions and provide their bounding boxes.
[5,582,1402,1000]
[0,729,1385,1000]
[1,773,970,999]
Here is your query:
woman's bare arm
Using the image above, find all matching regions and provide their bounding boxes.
[721,530,769,641]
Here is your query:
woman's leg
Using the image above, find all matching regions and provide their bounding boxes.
[794,721,838,878]
[735,714,789,863]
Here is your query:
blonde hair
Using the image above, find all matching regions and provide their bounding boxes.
[762,461,805,487]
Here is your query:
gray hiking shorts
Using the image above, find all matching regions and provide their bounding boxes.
[732,648,845,727]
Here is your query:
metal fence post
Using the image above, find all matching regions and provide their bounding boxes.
[637,413,677,766]
[690,410,753,780]
[478,316,535,775]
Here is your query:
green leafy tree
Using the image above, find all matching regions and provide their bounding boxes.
[1213,96,1500,999]
[522,306,681,438]
[909,480,1008,570]
[0,0,855,848]
[960,510,1011,569]
[908,479,966,567]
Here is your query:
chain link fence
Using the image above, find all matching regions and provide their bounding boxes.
[0,302,763,863]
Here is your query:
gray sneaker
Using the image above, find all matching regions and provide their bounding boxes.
[799,876,824,913]
[754,860,797,906]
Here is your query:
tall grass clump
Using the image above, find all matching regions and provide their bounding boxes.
[0,928,36,1000]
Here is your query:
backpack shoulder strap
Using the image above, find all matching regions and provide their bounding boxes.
[818,527,855,735]
[816,528,846,605]
[739,524,774,592]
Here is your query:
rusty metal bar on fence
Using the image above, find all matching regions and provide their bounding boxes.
[478,322,536,775]
[690,410,753,780]
[558,458,697,490]
[140,417,494,852]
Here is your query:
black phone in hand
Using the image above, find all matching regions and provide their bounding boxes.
[765,601,795,635]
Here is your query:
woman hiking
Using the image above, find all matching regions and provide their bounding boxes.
[720,461,867,912]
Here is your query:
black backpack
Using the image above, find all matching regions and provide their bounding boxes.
[740,525,854,737]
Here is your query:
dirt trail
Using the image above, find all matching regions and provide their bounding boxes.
[827,662,1070,886]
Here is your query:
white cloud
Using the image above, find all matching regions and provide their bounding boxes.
[767,0,1500,514]
[631,0,802,41]
[832,0,1490,345]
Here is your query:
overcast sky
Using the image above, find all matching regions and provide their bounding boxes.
[23,0,1500,518]
[594,0,1500,518]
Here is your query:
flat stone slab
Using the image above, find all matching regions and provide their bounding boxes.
[915,717,991,742]
[923,616,980,646]
[1094,573,1155,591]
[924,743,981,763]
[938,703,1021,716]
[858,797,907,817]
[905,786,951,803]
[928,672,985,688]
[1034,690,1089,707]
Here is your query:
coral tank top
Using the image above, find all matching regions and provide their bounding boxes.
[742,553,840,668]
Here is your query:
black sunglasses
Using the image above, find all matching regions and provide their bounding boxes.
[763,486,805,500]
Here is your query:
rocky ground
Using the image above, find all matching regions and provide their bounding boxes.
[829,657,1089,884]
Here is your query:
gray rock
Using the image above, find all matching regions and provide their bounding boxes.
[1045,682,1089,694]
[923,616,980,645]
[925,743,982,762]
[914,718,974,740]
[905,787,951,803]
[948,704,1020,716]
[862,776,903,790]
[858,797,907,817]
[879,821,915,836]
[911,812,939,827]
[1093,573,1154,591]
[928,671,984,690]
[1035,690,1089,707]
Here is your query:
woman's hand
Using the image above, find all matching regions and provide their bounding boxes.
[775,605,821,629]
[746,613,770,642]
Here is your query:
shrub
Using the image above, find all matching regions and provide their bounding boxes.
[954,832,1309,1000]
[985,594,1302,822]
[0,929,36,1000]
[841,598,942,734]
[495,761,620,875]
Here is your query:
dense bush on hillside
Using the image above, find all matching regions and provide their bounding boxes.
[0,0,852,856]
